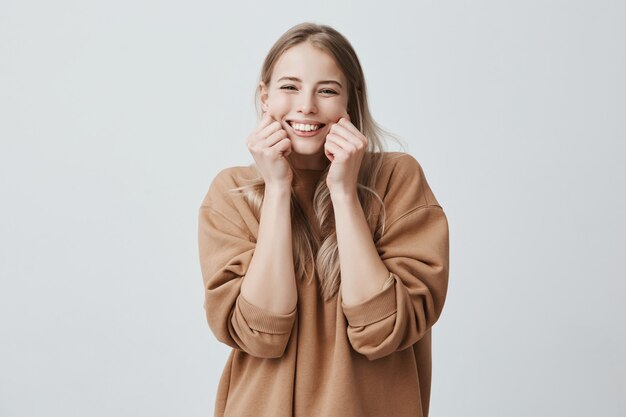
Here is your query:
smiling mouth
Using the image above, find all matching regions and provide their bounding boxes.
[286,120,326,132]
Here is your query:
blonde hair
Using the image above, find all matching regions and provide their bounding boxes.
[230,22,407,301]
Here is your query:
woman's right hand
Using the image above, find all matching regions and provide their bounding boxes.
[246,113,293,189]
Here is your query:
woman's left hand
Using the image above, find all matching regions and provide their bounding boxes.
[324,113,368,199]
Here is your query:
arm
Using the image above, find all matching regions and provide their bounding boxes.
[198,171,297,359]
[241,184,298,314]
[336,156,450,361]
[333,192,390,306]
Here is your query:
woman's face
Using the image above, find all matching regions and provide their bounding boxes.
[259,42,349,167]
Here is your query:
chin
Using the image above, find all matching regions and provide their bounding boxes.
[289,139,324,155]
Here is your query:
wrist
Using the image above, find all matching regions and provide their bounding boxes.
[264,183,292,198]
[330,189,359,205]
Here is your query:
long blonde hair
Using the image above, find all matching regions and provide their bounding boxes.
[229,22,406,301]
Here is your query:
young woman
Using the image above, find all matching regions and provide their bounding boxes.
[198,22,450,417]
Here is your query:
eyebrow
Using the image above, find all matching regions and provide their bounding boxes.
[276,76,343,89]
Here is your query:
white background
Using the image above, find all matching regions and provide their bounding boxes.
[1,1,624,416]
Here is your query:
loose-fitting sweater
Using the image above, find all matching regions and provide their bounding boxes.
[197,151,450,417]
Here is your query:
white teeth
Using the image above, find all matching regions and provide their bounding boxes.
[291,122,321,132]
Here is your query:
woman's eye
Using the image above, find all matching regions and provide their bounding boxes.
[279,85,337,95]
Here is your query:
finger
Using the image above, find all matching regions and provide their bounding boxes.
[256,120,284,141]
[338,117,365,142]
[282,144,292,158]
[259,127,288,148]
[255,112,275,133]
[325,133,355,152]
[273,137,292,158]
[324,140,343,161]
[328,124,362,148]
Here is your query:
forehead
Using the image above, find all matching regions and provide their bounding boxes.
[272,42,346,84]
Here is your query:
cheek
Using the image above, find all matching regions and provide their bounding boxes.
[325,101,349,118]
[268,95,291,117]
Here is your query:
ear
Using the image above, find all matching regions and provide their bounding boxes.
[259,81,269,112]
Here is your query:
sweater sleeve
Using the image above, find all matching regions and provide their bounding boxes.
[341,154,450,361]
[197,170,297,359]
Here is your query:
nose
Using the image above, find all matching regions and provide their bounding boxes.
[297,89,317,114]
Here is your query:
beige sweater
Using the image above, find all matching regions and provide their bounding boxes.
[197,152,450,417]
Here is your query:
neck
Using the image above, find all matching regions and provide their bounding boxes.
[288,153,329,170]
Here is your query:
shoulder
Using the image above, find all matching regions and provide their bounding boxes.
[378,151,441,210]
[199,164,258,209]
[381,151,424,180]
